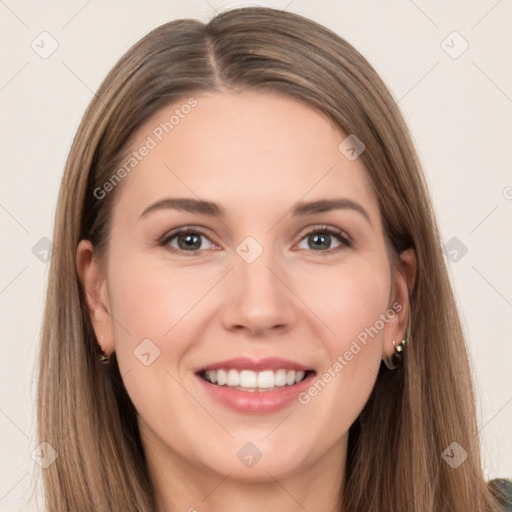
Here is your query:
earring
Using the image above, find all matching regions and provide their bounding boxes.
[96,334,111,364]
[383,338,406,370]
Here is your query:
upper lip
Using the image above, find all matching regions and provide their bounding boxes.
[195,357,314,373]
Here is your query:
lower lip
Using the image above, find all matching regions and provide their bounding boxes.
[196,372,315,414]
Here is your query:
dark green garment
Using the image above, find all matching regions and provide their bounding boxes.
[489,478,512,511]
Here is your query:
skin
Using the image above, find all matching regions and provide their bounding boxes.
[77,90,416,512]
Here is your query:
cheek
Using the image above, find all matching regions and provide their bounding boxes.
[105,255,215,445]
[108,253,220,353]
[293,261,390,422]
[337,271,389,347]
[301,259,391,353]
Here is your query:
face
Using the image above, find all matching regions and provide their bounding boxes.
[78,90,412,494]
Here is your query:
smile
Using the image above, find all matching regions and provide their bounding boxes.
[194,356,317,413]
[198,368,313,391]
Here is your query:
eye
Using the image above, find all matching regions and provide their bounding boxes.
[158,224,352,255]
[158,227,217,254]
[296,225,352,253]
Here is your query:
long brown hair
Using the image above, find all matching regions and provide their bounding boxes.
[36,6,503,511]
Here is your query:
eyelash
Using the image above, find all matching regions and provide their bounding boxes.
[157,225,352,256]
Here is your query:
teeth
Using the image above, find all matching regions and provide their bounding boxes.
[257,370,274,389]
[216,369,227,386]
[274,369,287,386]
[227,369,239,386]
[240,369,257,388]
[202,368,309,389]
[205,370,217,384]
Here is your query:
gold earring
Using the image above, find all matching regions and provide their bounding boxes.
[96,334,111,364]
[383,338,406,370]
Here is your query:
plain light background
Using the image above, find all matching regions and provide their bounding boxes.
[1,0,511,509]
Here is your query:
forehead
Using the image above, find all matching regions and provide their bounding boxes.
[115,90,380,224]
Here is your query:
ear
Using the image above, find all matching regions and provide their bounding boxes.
[382,247,416,359]
[76,239,114,355]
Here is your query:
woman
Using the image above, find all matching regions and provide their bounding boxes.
[36,6,511,511]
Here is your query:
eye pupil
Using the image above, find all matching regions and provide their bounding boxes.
[179,233,201,250]
[310,233,330,249]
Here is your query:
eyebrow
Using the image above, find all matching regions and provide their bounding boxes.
[139,197,372,226]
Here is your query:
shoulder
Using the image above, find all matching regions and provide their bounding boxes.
[489,478,512,511]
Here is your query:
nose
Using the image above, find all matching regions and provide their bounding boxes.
[220,245,296,337]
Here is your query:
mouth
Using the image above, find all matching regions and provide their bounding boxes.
[194,356,317,413]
